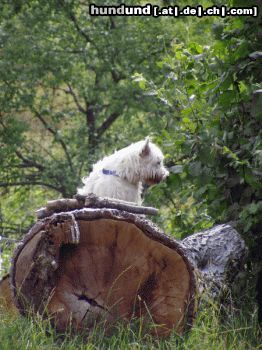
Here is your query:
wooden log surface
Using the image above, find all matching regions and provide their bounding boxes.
[10,208,196,337]
[0,196,247,338]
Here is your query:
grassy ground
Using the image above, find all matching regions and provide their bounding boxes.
[0,297,261,350]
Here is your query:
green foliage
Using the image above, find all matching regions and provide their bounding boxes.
[0,0,176,237]
[0,0,260,260]
[135,1,262,258]
[0,0,173,199]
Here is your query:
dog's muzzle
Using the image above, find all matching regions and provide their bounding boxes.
[144,168,169,186]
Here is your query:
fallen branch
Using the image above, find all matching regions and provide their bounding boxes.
[36,194,159,219]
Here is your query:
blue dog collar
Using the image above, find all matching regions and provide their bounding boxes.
[102,168,119,177]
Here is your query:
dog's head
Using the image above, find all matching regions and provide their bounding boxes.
[138,137,169,186]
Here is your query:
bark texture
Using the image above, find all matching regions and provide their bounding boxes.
[36,194,158,220]
[181,224,247,297]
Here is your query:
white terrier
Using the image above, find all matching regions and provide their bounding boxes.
[77,137,169,204]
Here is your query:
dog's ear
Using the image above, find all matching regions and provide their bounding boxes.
[140,137,150,157]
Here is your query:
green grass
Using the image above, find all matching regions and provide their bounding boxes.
[0,299,261,350]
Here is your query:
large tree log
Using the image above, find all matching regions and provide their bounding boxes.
[3,196,246,337]
[10,209,196,337]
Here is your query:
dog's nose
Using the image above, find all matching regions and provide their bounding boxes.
[163,169,169,179]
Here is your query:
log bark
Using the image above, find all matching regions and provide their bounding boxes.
[181,224,247,298]
[36,194,158,220]
[3,197,246,338]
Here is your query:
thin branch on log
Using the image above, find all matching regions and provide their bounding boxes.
[36,194,159,219]
[33,110,74,174]
[36,199,82,219]
[82,194,159,215]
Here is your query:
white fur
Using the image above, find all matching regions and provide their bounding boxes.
[77,138,169,204]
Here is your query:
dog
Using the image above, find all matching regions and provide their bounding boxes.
[77,137,169,204]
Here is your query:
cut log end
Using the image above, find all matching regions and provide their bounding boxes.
[11,209,195,337]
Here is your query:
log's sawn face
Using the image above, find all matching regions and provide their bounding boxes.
[11,209,196,337]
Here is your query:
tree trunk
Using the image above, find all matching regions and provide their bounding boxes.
[181,224,247,298]
[1,196,246,337]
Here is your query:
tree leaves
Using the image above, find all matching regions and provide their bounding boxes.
[0,0,261,265]
[136,4,262,252]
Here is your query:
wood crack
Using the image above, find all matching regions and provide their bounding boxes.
[75,293,108,311]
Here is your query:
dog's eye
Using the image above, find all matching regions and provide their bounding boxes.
[157,161,161,165]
